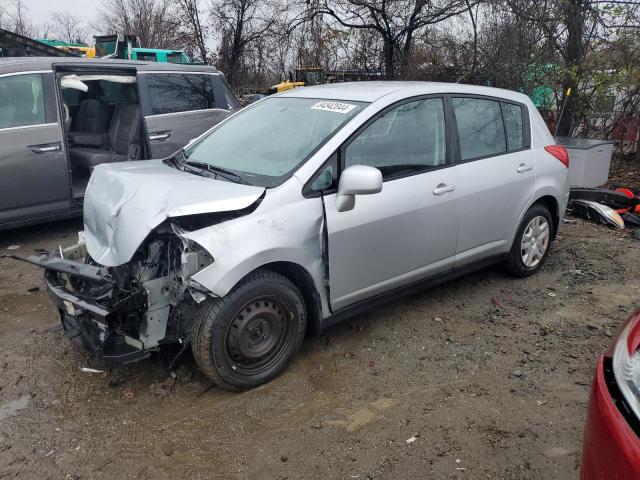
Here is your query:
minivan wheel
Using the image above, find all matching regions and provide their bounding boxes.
[191,270,306,391]
[505,204,554,278]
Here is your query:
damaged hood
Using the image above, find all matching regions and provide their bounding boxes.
[83,160,265,266]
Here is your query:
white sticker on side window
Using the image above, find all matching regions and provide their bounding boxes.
[311,101,356,114]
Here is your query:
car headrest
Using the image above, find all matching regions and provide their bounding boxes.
[123,84,139,103]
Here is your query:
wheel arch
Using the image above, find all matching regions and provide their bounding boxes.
[229,261,324,337]
[531,194,560,239]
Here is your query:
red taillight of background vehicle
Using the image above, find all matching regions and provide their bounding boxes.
[545,145,570,168]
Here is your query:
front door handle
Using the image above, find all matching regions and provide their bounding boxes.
[433,183,456,195]
[28,142,61,154]
[517,163,533,173]
[148,131,171,141]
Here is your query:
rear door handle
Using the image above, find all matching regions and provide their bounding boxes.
[517,163,533,173]
[148,131,171,141]
[28,142,61,154]
[433,183,456,195]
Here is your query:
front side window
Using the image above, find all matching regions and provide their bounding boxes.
[453,97,506,161]
[345,98,447,180]
[147,73,215,115]
[183,97,365,187]
[0,73,45,129]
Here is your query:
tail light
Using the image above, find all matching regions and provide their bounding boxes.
[545,145,570,168]
[612,309,640,420]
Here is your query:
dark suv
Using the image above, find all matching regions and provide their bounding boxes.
[0,57,240,229]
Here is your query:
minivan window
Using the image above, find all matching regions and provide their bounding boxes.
[453,97,506,161]
[502,102,524,150]
[0,73,45,129]
[345,98,446,180]
[147,73,215,115]
[183,97,366,187]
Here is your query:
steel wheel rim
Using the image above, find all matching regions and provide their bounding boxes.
[225,298,291,374]
[520,215,550,268]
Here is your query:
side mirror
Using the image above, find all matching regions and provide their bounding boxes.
[335,165,383,212]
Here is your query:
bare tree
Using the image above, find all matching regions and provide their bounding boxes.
[1,0,49,37]
[50,11,87,44]
[176,0,210,62]
[94,0,183,48]
[310,0,477,78]
[210,0,279,85]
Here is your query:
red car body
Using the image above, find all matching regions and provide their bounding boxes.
[581,310,640,479]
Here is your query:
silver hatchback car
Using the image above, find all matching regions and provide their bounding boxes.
[12,82,570,390]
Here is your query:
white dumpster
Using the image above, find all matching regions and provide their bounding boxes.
[556,137,614,188]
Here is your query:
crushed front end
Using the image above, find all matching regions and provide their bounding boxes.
[10,227,212,363]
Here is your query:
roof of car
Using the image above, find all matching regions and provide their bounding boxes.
[0,57,219,75]
[278,81,531,104]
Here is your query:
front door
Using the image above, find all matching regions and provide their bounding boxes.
[323,97,459,311]
[138,72,231,158]
[0,72,70,226]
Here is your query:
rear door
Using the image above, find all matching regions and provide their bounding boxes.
[0,72,71,226]
[450,96,535,265]
[138,72,234,158]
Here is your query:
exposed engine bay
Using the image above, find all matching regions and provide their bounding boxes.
[12,224,213,363]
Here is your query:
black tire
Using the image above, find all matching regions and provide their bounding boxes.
[505,204,554,278]
[191,270,306,391]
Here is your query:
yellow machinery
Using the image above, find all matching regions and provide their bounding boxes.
[59,45,96,58]
[266,68,323,95]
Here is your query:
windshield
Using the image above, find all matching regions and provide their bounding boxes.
[182,97,367,187]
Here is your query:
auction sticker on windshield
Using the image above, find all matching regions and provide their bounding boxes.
[311,101,357,114]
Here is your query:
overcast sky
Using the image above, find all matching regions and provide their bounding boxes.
[23,0,101,31]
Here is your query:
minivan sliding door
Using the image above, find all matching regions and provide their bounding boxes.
[0,72,70,226]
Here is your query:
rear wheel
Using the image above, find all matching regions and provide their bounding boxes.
[191,270,306,391]
[505,204,553,277]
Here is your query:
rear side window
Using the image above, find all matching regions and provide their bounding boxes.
[146,73,216,115]
[0,73,45,129]
[502,102,524,150]
[452,97,506,161]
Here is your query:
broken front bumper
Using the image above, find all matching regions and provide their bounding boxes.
[33,255,151,363]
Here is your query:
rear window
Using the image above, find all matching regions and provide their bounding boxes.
[146,73,216,115]
[0,73,46,129]
[166,52,183,64]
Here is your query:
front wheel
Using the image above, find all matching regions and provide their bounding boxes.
[505,204,553,278]
[191,270,306,391]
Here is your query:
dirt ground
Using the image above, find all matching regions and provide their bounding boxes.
[1,214,639,480]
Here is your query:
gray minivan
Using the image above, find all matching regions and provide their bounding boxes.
[0,57,240,230]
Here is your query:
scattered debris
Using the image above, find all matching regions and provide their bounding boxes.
[0,395,31,422]
[280,455,288,462]
[6,245,20,250]
[367,360,376,369]
[26,286,39,293]
[406,436,417,444]
[123,389,134,398]
[45,449,55,458]
[570,199,625,229]
[80,367,104,374]
[491,297,505,309]
[108,370,126,387]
